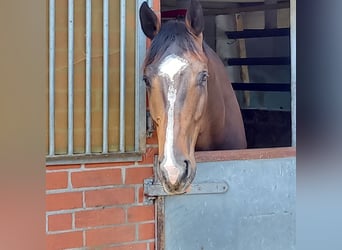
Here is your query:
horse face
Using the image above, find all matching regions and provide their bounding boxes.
[140,0,206,194]
[145,52,208,194]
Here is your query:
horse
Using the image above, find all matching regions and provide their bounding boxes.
[139,0,247,195]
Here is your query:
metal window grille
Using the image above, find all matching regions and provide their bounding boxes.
[47,0,147,165]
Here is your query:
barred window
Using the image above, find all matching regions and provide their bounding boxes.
[47,0,147,165]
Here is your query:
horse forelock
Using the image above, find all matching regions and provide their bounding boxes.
[143,20,205,69]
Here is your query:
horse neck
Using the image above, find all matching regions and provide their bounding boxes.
[199,43,247,149]
[204,43,233,124]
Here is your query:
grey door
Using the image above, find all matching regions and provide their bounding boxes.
[154,155,295,250]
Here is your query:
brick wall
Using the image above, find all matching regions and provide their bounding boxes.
[46,136,158,250]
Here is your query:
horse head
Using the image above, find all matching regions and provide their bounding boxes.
[140,0,208,194]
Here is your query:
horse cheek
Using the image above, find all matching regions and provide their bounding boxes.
[194,93,207,122]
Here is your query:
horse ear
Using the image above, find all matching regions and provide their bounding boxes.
[185,0,204,37]
[139,2,161,40]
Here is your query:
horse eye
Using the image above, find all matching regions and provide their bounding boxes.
[198,71,208,86]
[143,76,151,89]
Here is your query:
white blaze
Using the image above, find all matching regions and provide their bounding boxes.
[158,55,188,184]
[159,54,188,80]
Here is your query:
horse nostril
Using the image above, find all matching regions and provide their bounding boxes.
[184,160,190,178]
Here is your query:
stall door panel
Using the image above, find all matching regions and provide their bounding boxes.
[163,157,295,250]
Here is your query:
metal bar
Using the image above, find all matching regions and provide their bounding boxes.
[156,196,165,250]
[135,0,147,152]
[290,0,296,146]
[144,178,229,198]
[134,0,140,152]
[68,0,74,155]
[85,0,92,154]
[232,82,291,92]
[227,57,290,66]
[102,0,109,153]
[225,28,290,39]
[46,152,143,165]
[152,154,163,250]
[49,0,55,156]
[145,154,229,199]
[119,0,126,152]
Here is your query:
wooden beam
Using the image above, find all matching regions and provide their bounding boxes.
[203,1,290,16]
[232,83,291,92]
[195,147,296,162]
[227,57,290,65]
[235,13,250,107]
[225,28,290,39]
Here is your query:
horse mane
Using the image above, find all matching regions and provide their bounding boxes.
[143,20,204,68]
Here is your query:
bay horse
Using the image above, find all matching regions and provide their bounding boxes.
[139,0,247,194]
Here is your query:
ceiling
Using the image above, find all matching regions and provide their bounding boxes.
[162,0,267,8]
[162,0,267,4]
[161,0,289,15]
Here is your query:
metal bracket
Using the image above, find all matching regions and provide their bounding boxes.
[143,178,229,204]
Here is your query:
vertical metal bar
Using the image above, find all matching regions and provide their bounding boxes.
[135,0,147,152]
[154,155,165,250]
[134,0,139,152]
[68,0,74,155]
[85,0,92,154]
[119,0,126,152]
[290,0,296,146]
[102,0,109,153]
[49,0,55,156]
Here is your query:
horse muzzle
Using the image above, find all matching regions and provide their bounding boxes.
[158,159,196,195]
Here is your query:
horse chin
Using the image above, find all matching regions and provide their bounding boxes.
[162,184,189,195]
[163,187,187,195]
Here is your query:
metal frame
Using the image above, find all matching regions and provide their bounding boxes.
[67,0,74,155]
[46,0,147,165]
[119,0,126,152]
[102,0,109,154]
[290,0,296,146]
[48,0,55,156]
[46,152,142,166]
[136,0,148,152]
[85,0,92,154]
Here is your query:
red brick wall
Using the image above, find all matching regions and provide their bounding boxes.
[46,141,158,250]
